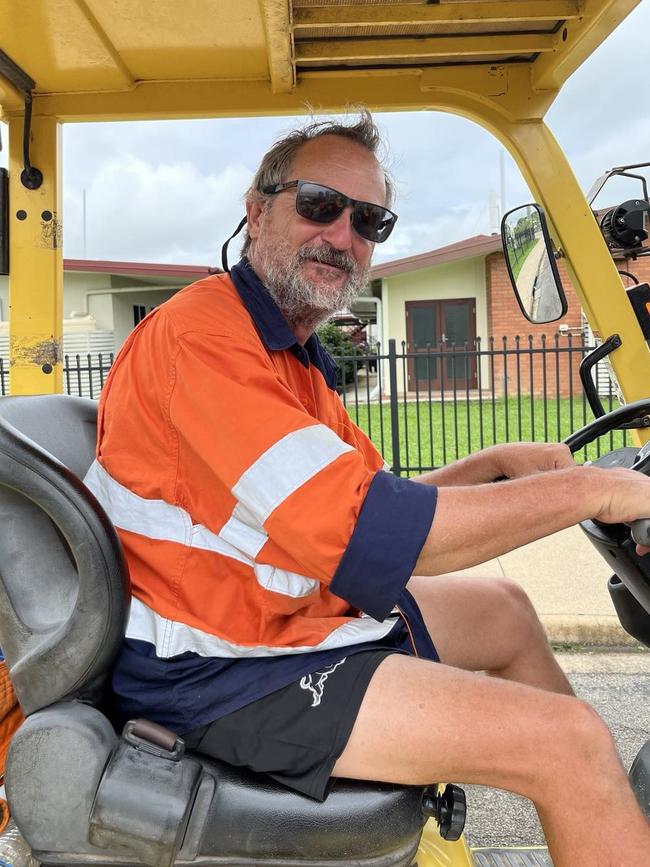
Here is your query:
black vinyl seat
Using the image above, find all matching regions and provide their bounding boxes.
[0,395,429,867]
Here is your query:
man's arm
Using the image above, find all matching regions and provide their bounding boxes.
[413,442,574,487]
[414,463,650,575]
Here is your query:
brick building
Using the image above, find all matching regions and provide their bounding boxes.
[484,249,584,398]
[363,234,650,398]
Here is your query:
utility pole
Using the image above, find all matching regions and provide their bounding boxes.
[500,150,507,220]
[82,188,87,258]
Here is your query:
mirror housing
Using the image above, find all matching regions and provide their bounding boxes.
[501,203,567,323]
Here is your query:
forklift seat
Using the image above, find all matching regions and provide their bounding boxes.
[0,394,429,867]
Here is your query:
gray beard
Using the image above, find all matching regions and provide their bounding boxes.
[254,239,370,334]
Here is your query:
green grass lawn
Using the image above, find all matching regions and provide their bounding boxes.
[510,237,538,281]
[342,396,630,474]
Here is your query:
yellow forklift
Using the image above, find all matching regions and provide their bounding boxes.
[0,3,649,866]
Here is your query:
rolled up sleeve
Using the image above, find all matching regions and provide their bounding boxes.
[330,470,438,621]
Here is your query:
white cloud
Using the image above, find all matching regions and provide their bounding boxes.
[64,153,252,265]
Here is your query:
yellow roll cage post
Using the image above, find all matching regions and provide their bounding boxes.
[0,2,647,864]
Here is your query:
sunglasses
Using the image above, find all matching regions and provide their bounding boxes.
[261,180,398,243]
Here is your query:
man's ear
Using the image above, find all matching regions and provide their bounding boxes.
[246,198,264,240]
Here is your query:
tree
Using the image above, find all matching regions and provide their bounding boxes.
[316,322,361,388]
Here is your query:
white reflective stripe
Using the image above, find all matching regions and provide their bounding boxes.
[190,524,250,566]
[84,460,191,545]
[127,596,398,659]
[254,564,319,597]
[84,461,320,599]
[232,425,353,525]
[382,462,391,473]
[220,506,267,559]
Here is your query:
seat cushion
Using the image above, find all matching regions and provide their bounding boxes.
[192,755,427,864]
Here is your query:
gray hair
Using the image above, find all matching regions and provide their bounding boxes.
[241,109,393,256]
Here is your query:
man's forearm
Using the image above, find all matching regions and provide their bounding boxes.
[414,465,599,575]
[414,442,575,488]
[414,449,502,487]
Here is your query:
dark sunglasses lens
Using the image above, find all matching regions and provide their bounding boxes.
[295,181,396,242]
[296,182,345,224]
[353,202,396,243]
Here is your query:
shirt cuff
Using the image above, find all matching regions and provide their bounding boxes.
[330,470,438,621]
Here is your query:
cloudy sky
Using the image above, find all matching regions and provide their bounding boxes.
[3,2,650,268]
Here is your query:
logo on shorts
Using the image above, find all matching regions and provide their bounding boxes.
[299,658,347,708]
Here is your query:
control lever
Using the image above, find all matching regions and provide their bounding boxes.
[630,520,650,547]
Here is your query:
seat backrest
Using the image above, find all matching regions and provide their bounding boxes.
[0,395,129,715]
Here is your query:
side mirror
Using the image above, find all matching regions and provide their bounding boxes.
[501,203,567,323]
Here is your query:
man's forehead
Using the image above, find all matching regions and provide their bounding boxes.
[286,135,385,198]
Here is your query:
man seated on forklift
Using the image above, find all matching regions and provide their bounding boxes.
[87,110,650,867]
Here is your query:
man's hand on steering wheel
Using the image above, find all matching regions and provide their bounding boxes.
[586,464,650,559]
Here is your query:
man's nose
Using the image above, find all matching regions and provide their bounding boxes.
[319,208,355,250]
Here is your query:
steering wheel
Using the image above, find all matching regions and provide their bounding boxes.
[563,398,650,547]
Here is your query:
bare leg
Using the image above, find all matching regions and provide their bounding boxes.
[333,655,650,867]
[407,574,573,694]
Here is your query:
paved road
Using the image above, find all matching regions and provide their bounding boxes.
[533,254,563,322]
[464,651,650,848]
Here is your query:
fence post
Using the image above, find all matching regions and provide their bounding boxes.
[388,339,401,476]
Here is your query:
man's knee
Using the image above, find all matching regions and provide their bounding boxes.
[542,694,615,766]
[491,578,540,629]
[515,693,619,805]
[569,696,616,753]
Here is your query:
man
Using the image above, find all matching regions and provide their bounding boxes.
[0,648,22,832]
[87,111,650,867]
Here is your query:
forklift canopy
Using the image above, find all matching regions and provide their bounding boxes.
[0,1,641,120]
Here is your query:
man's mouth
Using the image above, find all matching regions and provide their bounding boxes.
[306,259,346,274]
[299,245,355,275]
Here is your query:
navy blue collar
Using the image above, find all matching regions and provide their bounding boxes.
[229,258,338,391]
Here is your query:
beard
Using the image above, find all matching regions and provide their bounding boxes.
[252,235,371,333]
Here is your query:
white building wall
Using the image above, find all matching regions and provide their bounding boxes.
[382,256,489,394]
[63,273,114,324]
[112,289,176,347]
[384,256,488,349]
[0,272,114,328]
[0,270,183,394]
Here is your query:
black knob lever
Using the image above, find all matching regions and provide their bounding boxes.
[422,783,467,841]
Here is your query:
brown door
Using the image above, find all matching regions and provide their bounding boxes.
[406,299,477,391]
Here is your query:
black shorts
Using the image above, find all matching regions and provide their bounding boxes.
[182,650,396,801]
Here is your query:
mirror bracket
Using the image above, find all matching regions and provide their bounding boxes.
[0,50,42,190]
[20,94,43,191]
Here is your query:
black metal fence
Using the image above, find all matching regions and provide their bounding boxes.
[62,352,115,399]
[0,353,115,401]
[336,335,627,475]
[0,336,627,474]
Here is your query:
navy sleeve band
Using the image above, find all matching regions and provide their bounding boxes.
[330,471,438,621]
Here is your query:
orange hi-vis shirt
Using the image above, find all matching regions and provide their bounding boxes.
[0,657,23,790]
[86,259,438,732]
